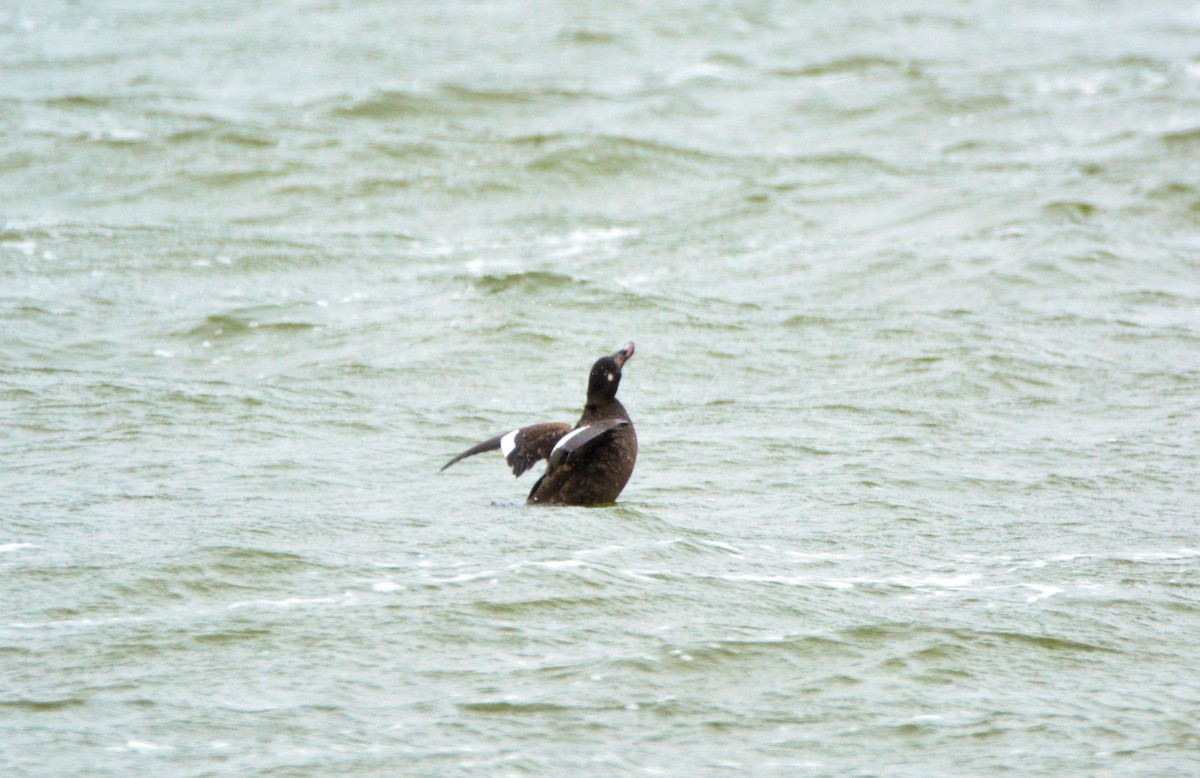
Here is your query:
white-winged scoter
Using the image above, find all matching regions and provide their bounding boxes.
[442,342,637,505]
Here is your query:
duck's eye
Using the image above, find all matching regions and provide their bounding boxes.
[607,372,614,382]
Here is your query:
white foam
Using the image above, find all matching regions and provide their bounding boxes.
[7,240,37,256]
[1022,584,1064,603]
[1125,548,1200,562]
[1028,549,1200,567]
[696,539,743,556]
[372,581,404,593]
[7,615,147,630]
[713,574,855,589]
[543,227,638,247]
[127,740,167,752]
[227,593,354,610]
[514,559,586,571]
[573,544,629,558]
[700,571,984,594]
[425,570,495,585]
[0,543,34,553]
[463,256,521,274]
[103,128,147,142]
[667,62,730,85]
[892,573,981,589]
[107,739,170,753]
[783,549,863,561]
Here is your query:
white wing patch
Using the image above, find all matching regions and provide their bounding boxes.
[551,425,590,456]
[500,429,520,458]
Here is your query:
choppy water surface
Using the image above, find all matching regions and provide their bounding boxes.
[3,1,1200,775]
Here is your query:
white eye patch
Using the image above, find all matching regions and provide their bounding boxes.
[607,373,614,382]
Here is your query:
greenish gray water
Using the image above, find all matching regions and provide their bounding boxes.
[3,1,1199,775]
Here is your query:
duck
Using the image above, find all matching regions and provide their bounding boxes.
[442,342,637,505]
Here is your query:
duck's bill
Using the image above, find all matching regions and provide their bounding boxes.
[613,341,635,367]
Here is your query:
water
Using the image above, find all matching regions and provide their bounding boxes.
[3,1,1200,774]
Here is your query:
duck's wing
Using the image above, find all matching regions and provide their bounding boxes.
[546,419,629,469]
[441,422,573,477]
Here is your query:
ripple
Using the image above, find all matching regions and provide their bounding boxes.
[516,133,735,178]
[327,84,594,120]
[198,546,327,576]
[227,593,356,610]
[1041,200,1099,222]
[458,701,575,715]
[191,627,272,645]
[1159,126,1200,149]
[672,635,854,668]
[979,631,1118,654]
[328,89,447,119]
[837,623,1121,656]
[167,125,277,149]
[463,270,576,295]
[772,56,918,79]
[557,26,622,45]
[0,697,87,712]
[177,311,321,341]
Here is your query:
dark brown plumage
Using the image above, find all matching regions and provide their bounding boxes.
[442,342,638,505]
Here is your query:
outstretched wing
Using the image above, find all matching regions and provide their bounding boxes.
[546,419,629,469]
[442,422,573,477]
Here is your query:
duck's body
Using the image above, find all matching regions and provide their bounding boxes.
[442,343,637,506]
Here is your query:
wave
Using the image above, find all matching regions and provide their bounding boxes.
[1159,126,1200,149]
[461,269,576,295]
[0,698,87,712]
[325,84,596,120]
[773,56,920,79]
[167,125,277,149]
[514,133,736,178]
[838,622,1119,654]
[176,310,322,341]
[1041,200,1100,223]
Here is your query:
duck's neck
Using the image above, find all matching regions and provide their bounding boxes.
[582,398,628,422]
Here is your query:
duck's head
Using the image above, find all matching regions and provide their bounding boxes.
[586,341,634,403]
